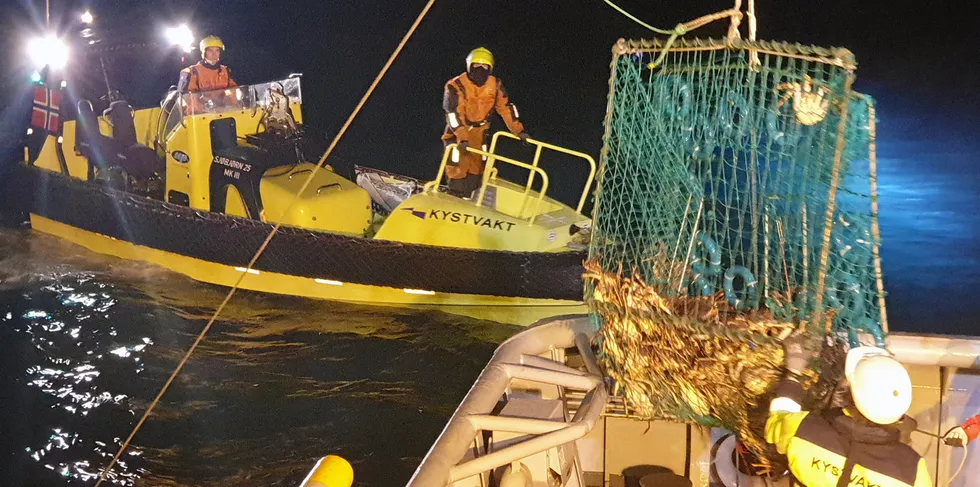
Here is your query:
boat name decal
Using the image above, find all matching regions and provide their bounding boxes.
[213,156,252,180]
[427,209,515,231]
[810,457,881,487]
[400,207,516,231]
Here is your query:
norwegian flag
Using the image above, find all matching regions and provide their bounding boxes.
[31,85,62,133]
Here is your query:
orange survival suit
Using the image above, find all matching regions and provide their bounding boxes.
[177,61,238,113]
[179,60,237,93]
[441,60,526,197]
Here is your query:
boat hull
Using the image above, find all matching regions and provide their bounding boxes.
[6,166,586,325]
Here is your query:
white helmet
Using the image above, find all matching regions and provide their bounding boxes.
[845,346,912,425]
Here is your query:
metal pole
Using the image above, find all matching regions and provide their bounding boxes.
[46,0,50,26]
[99,56,113,101]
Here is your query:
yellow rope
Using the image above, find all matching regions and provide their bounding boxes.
[601,0,676,35]
[92,0,438,484]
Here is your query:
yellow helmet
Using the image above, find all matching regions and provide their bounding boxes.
[466,47,494,69]
[199,35,225,58]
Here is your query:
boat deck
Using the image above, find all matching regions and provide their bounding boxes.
[406,316,980,487]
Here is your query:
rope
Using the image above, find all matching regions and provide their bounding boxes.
[92,0,438,484]
[601,0,742,68]
[746,0,760,68]
[949,444,968,484]
[862,99,889,334]
[726,0,743,39]
[602,0,675,34]
[812,72,857,335]
[912,427,969,486]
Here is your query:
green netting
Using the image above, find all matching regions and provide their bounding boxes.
[588,38,886,343]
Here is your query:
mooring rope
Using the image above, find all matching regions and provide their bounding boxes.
[93,0,438,483]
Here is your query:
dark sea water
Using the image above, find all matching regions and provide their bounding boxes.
[875,135,980,336]
[0,230,519,486]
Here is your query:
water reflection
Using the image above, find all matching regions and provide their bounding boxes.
[0,229,516,486]
[875,137,980,335]
[3,272,156,486]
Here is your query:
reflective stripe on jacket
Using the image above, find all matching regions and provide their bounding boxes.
[442,72,524,142]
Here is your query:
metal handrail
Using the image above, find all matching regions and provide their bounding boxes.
[424,133,597,220]
[424,143,551,225]
[488,132,597,214]
[405,315,606,487]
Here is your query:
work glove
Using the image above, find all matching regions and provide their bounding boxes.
[456,140,470,151]
[518,132,530,145]
[944,415,980,447]
[944,427,968,448]
[782,331,814,376]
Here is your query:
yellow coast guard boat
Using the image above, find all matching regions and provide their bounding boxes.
[6,76,592,324]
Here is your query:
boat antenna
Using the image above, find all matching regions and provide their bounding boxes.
[92,0,438,484]
[99,55,116,103]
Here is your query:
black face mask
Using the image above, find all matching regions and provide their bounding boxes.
[468,66,490,86]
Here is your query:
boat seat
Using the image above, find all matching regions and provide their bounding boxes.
[75,100,119,167]
[104,100,139,146]
[77,99,138,181]
[103,100,165,179]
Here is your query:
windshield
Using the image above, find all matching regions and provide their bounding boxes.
[179,77,303,117]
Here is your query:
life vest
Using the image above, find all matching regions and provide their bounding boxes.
[179,61,237,93]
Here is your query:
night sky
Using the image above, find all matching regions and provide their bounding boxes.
[0,0,975,178]
[1,0,979,332]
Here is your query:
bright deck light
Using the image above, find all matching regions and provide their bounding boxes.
[165,24,194,53]
[80,11,94,24]
[27,35,69,70]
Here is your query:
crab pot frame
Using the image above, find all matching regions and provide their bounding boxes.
[585,37,887,456]
[589,37,886,338]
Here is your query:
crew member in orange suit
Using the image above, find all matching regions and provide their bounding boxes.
[441,47,529,198]
[178,35,238,113]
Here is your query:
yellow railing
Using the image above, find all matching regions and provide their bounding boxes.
[488,132,597,214]
[423,132,597,224]
[424,142,551,225]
